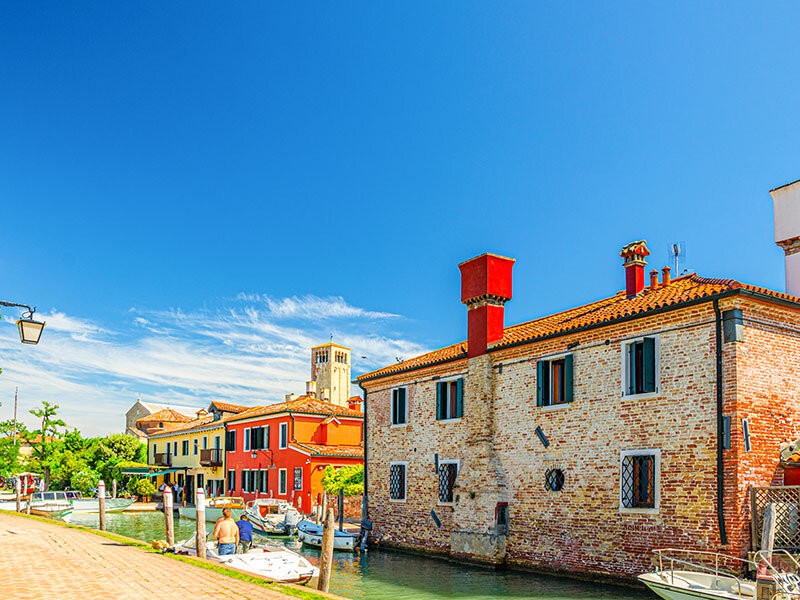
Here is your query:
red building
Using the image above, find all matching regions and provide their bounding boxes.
[224,344,364,515]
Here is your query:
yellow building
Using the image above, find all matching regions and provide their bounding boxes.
[146,402,247,500]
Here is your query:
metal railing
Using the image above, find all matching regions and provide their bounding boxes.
[154,453,171,467]
[653,548,753,597]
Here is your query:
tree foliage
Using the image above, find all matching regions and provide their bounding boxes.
[321,464,364,497]
[135,478,156,497]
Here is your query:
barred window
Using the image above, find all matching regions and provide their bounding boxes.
[438,461,458,504]
[621,452,657,509]
[545,468,565,492]
[294,467,303,491]
[390,463,406,501]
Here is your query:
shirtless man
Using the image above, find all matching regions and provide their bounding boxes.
[212,507,239,555]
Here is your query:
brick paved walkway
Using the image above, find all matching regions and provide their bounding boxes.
[0,512,310,599]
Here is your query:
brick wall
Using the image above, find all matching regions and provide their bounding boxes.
[364,296,800,580]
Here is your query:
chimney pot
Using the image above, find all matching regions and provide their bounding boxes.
[650,269,659,290]
[620,241,650,297]
[458,253,515,358]
[306,380,317,397]
[285,393,297,402]
[662,265,671,286]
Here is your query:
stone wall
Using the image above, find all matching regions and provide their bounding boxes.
[364,296,800,580]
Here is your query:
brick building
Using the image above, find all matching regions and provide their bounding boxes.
[357,240,800,581]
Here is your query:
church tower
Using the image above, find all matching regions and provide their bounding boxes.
[310,343,351,407]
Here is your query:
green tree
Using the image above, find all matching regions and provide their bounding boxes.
[23,401,67,490]
[0,437,20,478]
[70,468,100,494]
[135,478,156,498]
[321,464,364,497]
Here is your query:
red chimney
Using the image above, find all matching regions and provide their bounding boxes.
[619,241,650,297]
[459,253,515,358]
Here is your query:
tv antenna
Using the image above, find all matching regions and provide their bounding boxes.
[668,242,687,275]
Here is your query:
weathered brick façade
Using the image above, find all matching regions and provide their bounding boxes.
[357,244,800,582]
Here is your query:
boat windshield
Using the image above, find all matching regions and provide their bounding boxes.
[43,492,57,501]
[754,550,800,594]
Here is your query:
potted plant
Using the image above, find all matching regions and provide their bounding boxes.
[135,478,156,503]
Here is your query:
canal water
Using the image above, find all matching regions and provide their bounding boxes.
[63,512,651,600]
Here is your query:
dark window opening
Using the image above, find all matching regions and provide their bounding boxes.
[626,338,656,395]
[390,464,406,500]
[438,463,458,503]
[621,454,656,509]
[436,379,464,420]
[545,468,565,492]
[537,355,574,407]
[392,388,407,425]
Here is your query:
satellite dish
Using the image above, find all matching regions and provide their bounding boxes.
[668,242,687,275]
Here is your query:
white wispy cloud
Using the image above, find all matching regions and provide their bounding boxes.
[0,295,428,436]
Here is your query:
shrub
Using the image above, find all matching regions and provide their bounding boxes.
[135,478,156,497]
[321,464,363,497]
[70,469,100,494]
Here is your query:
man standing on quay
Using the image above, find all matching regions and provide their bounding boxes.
[213,508,239,555]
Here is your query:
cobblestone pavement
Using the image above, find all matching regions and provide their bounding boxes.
[0,512,307,599]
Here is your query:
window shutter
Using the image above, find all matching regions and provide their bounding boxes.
[536,361,544,407]
[642,337,656,393]
[627,343,636,395]
[265,425,270,449]
[436,382,444,420]
[399,388,406,423]
[391,389,398,424]
[564,354,574,403]
[455,378,463,418]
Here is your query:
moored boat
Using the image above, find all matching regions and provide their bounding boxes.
[639,548,800,600]
[245,500,301,536]
[295,518,358,552]
[27,493,73,519]
[174,532,318,584]
[178,496,246,523]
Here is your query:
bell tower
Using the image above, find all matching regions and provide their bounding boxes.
[310,343,351,407]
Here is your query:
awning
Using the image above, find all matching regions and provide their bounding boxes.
[121,467,188,477]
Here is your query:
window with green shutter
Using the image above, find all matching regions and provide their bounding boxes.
[625,337,657,396]
[536,355,574,407]
[436,378,464,420]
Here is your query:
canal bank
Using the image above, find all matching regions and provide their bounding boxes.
[63,511,651,599]
[0,511,341,600]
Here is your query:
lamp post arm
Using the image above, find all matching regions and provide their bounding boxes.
[0,301,35,317]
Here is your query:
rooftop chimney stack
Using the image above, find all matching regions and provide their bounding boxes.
[770,179,800,297]
[620,241,650,297]
[661,265,671,287]
[306,380,317,397]
[459,253,515,358]
[650,269,659,290]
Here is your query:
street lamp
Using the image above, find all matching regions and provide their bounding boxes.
[250,448,276,469]
[0,301,46,345]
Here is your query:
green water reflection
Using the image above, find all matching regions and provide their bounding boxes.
[63,512,650,600]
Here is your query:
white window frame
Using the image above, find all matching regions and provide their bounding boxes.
[619,448,661,515]
[389,461,408,503]
[173,441,177,455]
[202,436,207,450]
[437,376,464,423]
[244,427,251,451]
[227,470,235,492]
[620,335,661,400]
[214,435,220,449]
[193,438,198,456]
[391,386,408,428]
[437,458,460,506]
[540,353,571,411]
[279,423,288,449]
[278,468,287,495]
[242,469,249,493]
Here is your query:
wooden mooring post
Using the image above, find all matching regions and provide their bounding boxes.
[163,485,174,546]
[112,479,117,499]
[15,477,21,513]
[338,489,344,532]
[98,480,107,531]
[317,508,335,593]
[320,493,327,524]
[195,488,206,560]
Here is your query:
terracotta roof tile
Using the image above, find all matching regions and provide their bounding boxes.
[231,395,364,421]
[357,274,800,381]
[290,442,364,458]
[210,401,249,414]
[136,409,193,424]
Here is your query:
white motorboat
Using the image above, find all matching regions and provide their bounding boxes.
[27,493,73,518]
[174,532,319,584]
[178,496,247,523]
[245,500,301,536]
[63,491,135,513]
[296,518,358,552]
[639,548,800,600]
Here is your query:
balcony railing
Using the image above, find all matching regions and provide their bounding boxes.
[154,453,171,467]
[200,448,223,467]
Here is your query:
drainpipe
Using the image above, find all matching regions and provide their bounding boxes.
[713,299,728,546]
[358,382,368,521]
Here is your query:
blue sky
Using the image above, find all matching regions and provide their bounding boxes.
[1,3,799,435]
